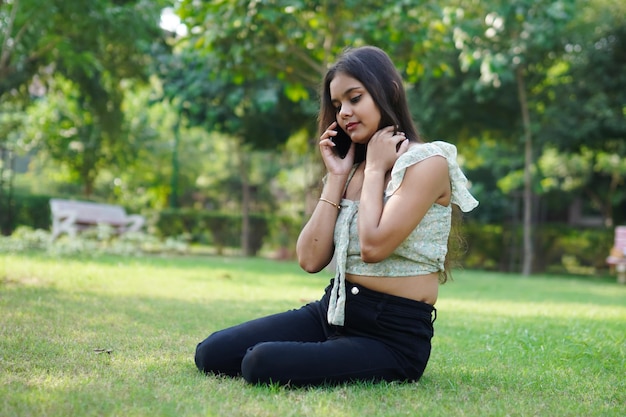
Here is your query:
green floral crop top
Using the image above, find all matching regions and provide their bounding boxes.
[326,141,479,326]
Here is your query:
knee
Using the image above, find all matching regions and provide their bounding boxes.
[194,337,213,373]
[194,331,230,375]
[241,342,276,385]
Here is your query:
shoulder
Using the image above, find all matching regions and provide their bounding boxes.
[394,142,448,171]
[407,141,448,158]
[387,143,450,196]
[393,141,451,175]
[401,150,449,191]
[400,141,480,213]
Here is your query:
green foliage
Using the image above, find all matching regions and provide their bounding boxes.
[1,0,166,98]
[462,221,614,274]
[462,222,509,271]
[538,147,593,192]
[2,192,52,232]
[173,0,449,147]
[25,76,104,190]
[155,209,269,256]
[262,214,304,259]
[541,12,626,150]
[453,0,579,82]
[177,0,449,86]
[1,0,168,196]
[0,101,29,155]
[0,0,52,97]
[540,226,614,272]
[3,191,617,275]
[152,43,314,150]
[0,225,190,257]
[178,0,340,84]
[2,0,626,269]
[536,144,626,224]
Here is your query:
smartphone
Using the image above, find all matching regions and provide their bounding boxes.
[331,125,352,159]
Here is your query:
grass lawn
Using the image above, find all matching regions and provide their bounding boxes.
[1,252,624,417]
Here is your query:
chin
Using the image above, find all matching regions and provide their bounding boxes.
[350,134,370,144]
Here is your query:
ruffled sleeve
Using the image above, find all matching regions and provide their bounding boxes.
[386,141,479,213]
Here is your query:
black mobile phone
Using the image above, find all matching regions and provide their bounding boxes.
[331,125,352,159]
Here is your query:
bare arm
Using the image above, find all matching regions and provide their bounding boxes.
[297,122,355,273]
[296,173,348,272]
[358,127,450,262]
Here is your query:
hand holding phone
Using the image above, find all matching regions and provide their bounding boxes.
[331,125,352,159]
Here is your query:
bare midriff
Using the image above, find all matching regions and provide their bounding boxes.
[345,272,439,305]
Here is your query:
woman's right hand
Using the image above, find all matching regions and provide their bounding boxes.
[319,122,355,175]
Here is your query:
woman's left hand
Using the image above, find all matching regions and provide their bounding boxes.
[366,126,409,172]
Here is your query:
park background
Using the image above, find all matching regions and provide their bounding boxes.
[1,0,625,277]
[1,1,626,417]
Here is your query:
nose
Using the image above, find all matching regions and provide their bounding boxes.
[338,103,352,118]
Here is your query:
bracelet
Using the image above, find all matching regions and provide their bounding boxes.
[319,197,341,210]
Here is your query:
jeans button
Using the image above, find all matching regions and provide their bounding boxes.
[351,286,359,295]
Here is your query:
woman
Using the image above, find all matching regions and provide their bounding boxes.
[194,46,478,386]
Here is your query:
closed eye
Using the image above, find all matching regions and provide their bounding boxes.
[334,95,362,113]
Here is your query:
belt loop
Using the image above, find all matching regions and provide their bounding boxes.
[431,307,437,324]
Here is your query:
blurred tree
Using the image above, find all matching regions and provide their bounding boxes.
[173,0,446,253]
[175,0,448,121]
[0,0,167,196]
[0,0,49,98]
[151,42,313,253]
[538,13,626,226]
[436,0,580,274]
[0,100,26,233]
[2,0,622,265]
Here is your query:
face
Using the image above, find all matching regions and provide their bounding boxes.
[329,72,381,144]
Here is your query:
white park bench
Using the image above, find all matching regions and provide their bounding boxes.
[50,198,145,240]
[606,226,626,284]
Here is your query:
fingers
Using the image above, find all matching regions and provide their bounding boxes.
[396,137,410,153]
[319,121,337,147]
[373,126,406,148]
[389,127,407,150]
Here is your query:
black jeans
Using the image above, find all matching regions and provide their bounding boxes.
[194,279,436,386]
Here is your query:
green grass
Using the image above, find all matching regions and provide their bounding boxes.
[1,253,624,417]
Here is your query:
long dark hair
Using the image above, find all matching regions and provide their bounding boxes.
[318,46,422,162]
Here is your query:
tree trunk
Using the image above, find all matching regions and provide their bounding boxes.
[0,146,5,233]
[169,119,181,208]
[238,143,251,256]
[82,125,99,198]
[0,145,13,235]
[516,66,534,276]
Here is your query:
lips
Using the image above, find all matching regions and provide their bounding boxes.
[345,122,358,131]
